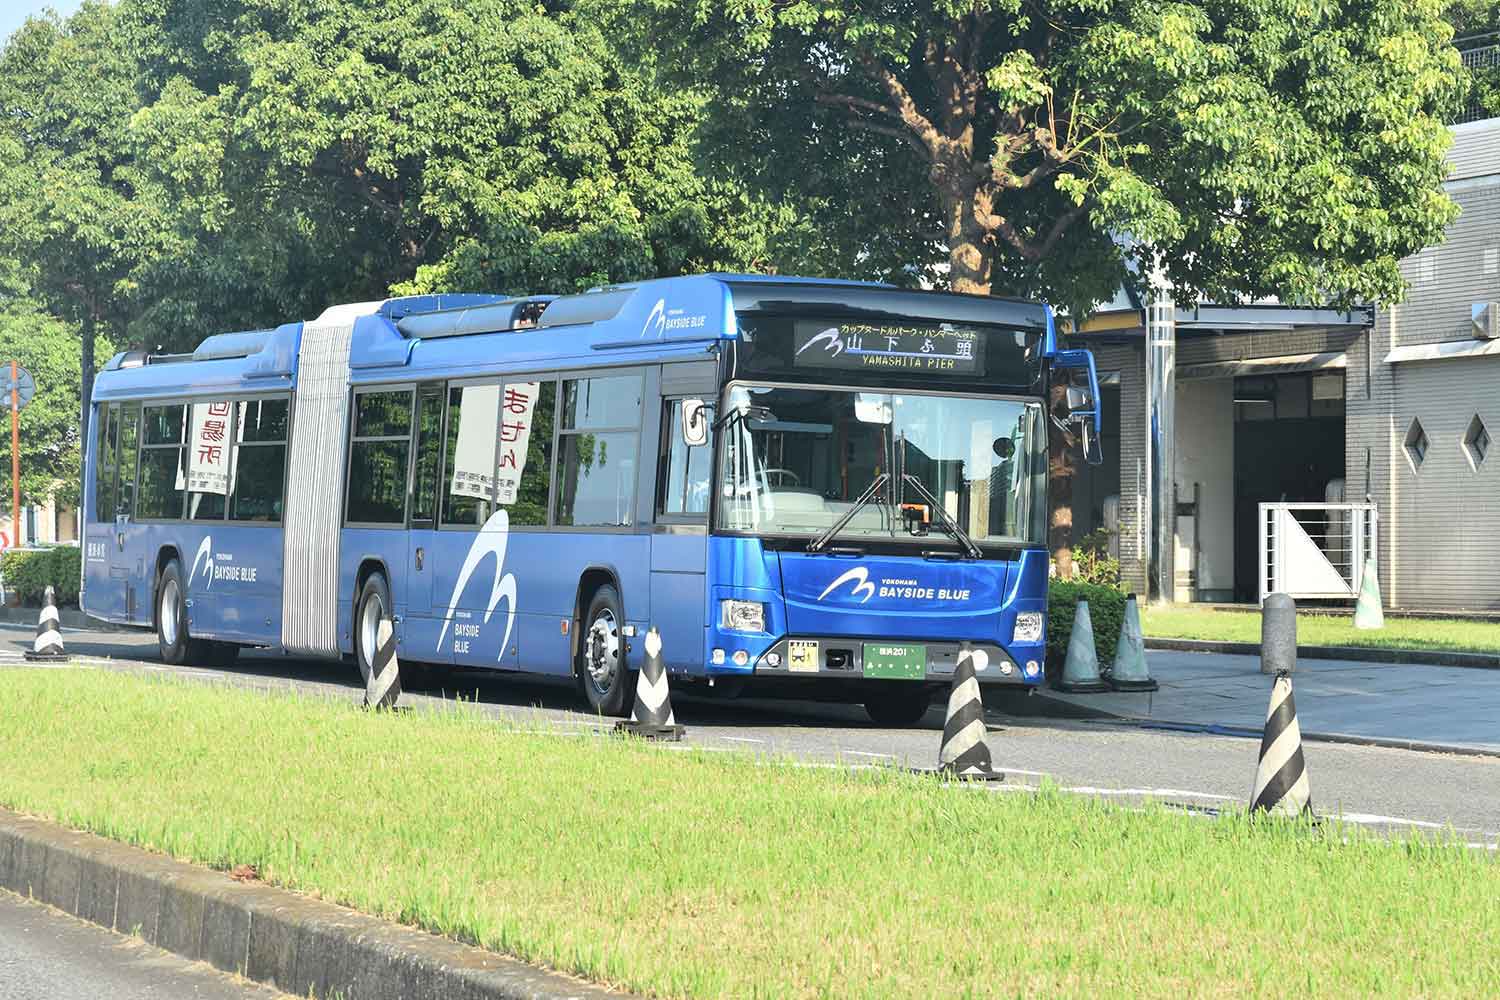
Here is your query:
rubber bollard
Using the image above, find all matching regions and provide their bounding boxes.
[1261,593,1296,675]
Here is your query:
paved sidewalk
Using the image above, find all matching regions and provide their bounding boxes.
[1041,650,1500,754]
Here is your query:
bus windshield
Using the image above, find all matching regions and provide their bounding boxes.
[716,384,1045,548]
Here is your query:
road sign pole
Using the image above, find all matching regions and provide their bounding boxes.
[10,359,18,549]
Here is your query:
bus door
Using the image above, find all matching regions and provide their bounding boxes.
[651,391,714,671]
[404,384,448,661]
[113,403,142,621]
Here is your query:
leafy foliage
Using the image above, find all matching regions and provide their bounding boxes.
[0,302,106,508]
[1047,580,1127,671]
[1,545,81,606]
[1069,527,1122,588]
[643,0,1465,315]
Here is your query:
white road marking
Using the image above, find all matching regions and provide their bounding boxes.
[719,735,766,744]
[1059,785,1240,802]
[845,750,895,759]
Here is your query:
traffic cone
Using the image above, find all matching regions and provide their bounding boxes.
[23,585,68,662]
[937,646,1002,780]
[1055,600,1108,693]
[1250,671,1312,817]
[363,613,402,710]
[1353,555,1384,630]
[1107,593,1157,691]
[615,628,684,741]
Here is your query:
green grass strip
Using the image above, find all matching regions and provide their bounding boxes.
[1143,606,1500,655]
[0,670,1496,997]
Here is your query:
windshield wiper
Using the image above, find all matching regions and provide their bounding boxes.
[807,473,890,553]
[901,473,983,559]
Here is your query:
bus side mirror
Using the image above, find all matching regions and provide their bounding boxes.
[1077,416,1103,466]
[681,399,709,447]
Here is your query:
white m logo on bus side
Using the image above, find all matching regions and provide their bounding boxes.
[817,566,875,604]
[437,509,518,660]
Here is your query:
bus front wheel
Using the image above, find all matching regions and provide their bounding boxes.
[157,559,211,666]
[577,584,634,718]
[863,684,933,727]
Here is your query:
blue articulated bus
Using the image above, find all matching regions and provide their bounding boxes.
[82,275,1102,724]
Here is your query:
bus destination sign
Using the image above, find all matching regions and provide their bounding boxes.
[792,322,985,374]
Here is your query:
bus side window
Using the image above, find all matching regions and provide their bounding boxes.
[658,399,712,518]
[187,401,234,521]
[556,375,641,527]
[232,398,289,522]
[495,380,554,527]
[138,403,187,521]
[95,405,119,523]
[442,383,498,527]
[347,390,412,525]
[117,404,139,518]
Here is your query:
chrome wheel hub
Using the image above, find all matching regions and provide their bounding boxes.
[161,579,180,647]
[585,610,619,692]
[358,593,384,681]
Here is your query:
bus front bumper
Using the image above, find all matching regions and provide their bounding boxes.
[705,634,1045,686]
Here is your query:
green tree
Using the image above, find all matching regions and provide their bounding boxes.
[644,0,1463,571]
[0,301,106,509]
[0,3,176,484]
[1447,1,1500,119]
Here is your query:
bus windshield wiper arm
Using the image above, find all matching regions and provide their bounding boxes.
[901,474,983,559]
[807,473,889,553]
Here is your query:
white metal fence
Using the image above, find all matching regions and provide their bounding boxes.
[1258,503,1377,603]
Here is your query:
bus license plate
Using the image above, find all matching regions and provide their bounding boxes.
[863,643,926,680]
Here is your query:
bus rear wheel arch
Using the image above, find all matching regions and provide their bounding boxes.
[576,581,634,718]
[155,556,215,666]
[354,571,392,688]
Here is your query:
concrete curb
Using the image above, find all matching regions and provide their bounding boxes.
[0,606,132,632]
[1145,637,1500,670]
[0,807,625,1000]
[1018,691,1500,759]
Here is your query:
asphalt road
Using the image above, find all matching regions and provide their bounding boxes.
[0,889,285,1000]
[4,624,1498,845]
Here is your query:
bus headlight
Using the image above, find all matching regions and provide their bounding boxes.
[720,600,766,633]
[1012,612,1044,644]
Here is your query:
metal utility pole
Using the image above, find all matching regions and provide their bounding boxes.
[1145,285,1176,602]
[10,360,19,548]
[5,362,36,550]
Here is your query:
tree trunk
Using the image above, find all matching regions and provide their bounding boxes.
[79,310,95,499]
[944,186,992,295]
[945,188,1078,577]
[1048,382,1076,579]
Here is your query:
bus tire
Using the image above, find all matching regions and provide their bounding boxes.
[354,572,392,688]
[862,684,933,727]
[156,559,210,666]
[576,583,633,718]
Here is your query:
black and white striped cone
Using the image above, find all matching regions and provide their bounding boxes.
[615,628,684,741]
[937,646,1002,780]
[362,614,402,711]
[1250,671,1312,817]
[23,585,67,662]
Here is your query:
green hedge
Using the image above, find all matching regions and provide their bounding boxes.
[1,546,81,607]
[1046,581,1128,675]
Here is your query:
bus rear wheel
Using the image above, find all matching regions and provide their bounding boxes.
[354,573,393,689]
[577,584,633,718]
[863,684,934,727]
[156,559,211,666]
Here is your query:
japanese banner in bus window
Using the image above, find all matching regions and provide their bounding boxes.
[184,400,235,495]
[450,384,500,500]
[496,382,539,504]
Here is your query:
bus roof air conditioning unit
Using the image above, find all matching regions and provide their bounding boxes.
[1474,302,1499,340]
